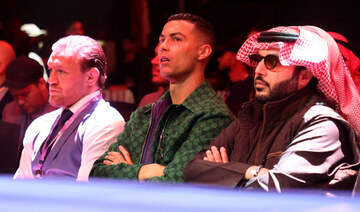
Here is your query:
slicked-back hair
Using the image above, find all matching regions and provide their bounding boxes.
[51,35,107,89]
[167,13,215,57]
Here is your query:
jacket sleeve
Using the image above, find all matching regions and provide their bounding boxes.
[148,112,235,182]
[247,117,356,192]
[184,119,252,186]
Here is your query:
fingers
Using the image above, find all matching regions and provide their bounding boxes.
[220,147,229,163]
[204,146,229,163]
[103,146,134,166]
[103,160,114,165]
[211,146,222,163]
[105,151,125,165]
[205,149,215,162]
[119,145,133,165]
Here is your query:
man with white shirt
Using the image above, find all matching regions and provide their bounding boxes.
[14,35,125,181]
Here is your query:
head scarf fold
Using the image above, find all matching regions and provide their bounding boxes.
[328,31,360,95]
[327,31,360,75]
[237,26,360,137]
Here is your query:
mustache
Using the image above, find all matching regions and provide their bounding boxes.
[255,76,269,87]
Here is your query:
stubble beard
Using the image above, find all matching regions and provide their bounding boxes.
[255,72,299,103]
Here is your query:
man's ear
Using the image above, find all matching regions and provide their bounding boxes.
[198,44,212,61]
[87,67,100,87]
[298,68,313,90]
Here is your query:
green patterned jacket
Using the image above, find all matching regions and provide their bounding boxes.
[90,81,235,182]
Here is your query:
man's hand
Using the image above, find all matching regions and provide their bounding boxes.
[138,164,165,181]
[245,166,269,180]
[203,146,229,163]
[103,145,133,165]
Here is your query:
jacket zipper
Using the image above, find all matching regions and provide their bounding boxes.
[139,103,155,163]
[159,106,178,141]
[157,105,178,162]
[254,105,267,165]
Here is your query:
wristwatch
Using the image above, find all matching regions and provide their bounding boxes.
[250,165,263,178]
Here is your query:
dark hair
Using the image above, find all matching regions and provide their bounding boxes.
[294,66,318,91]
[167,13,215,54]
[294,66,306,72]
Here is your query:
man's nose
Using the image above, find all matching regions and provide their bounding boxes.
[48,70,58,85]
[151,56,159,65]
[159,40,169,52]
[17,97,25,106]
[254,60,267,76]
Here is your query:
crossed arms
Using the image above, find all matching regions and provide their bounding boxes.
[103,145,165,181]
[102,144,269,181]
[184,113,354,191]
[203,146,269,180]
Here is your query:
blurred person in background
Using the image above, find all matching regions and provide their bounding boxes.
[137,43,169,108]
[217,37,253,115]
[1,56,56,174]
[328,31,360,94]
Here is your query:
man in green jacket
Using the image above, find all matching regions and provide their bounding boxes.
[90,13,235,182]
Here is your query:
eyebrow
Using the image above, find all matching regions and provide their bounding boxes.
[258,51,279,57]
[159,32,186,39]
[47,64,61,69]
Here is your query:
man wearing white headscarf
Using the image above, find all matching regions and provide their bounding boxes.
[185,26,360,193]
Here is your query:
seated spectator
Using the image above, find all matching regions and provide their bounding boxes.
[14,35,125,181]
[0,40,19,174]
[217,37,254,115]
[65,21,84,36]
[137,43,169,108]
[185,26,360,193]
[1,56,57,173]
[205,69,229,99]
[0,40,17,120]
[90,13,235,182]
[109,36,153,104]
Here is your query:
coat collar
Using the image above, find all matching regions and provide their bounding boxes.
[240,85,322,124]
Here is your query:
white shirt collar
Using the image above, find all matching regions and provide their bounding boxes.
[67,90,101,113]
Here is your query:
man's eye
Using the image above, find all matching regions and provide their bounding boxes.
[174,37,181,41]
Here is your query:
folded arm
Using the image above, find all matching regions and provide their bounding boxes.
[104,145,165,181]
[185,117,351,191]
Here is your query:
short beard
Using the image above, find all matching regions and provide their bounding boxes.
[255,71,299,103]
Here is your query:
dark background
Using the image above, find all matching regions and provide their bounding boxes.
[1,0,360,100]
[2,0,360,52]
